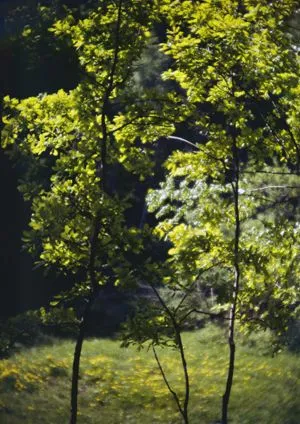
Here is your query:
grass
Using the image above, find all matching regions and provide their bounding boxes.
[0,325,299,423]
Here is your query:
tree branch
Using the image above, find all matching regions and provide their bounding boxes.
[152,345,184,417]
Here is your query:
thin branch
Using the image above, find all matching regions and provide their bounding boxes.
[270,98,300,172]
[250,90,300,173]
[242,185,300,193]
[167,135,228,168]
[108,113,172,135]
[149,281,175,319]
[167,135,200,150]
[179,308,229,325]
[241,170,298,176]
[174,261,225,315]
[174,280,198,315]
[152,345,184,417]
[286,24,300,32]
[104,0,123,102]
[100,0,123,191]
[148,281,189,423]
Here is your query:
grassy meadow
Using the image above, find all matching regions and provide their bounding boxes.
[0,325,299,424]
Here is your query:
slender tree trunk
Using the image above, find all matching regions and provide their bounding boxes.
[69,212,101,424]
[221,276,238,424]
[176,328,190,424]
[222,138,240,424]
[70,296,94,424]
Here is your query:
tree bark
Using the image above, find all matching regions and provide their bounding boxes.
[70,296,93,424]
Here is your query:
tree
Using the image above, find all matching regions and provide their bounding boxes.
[122,268,193,424]
[1,1,174,422]
[147,1,300,423]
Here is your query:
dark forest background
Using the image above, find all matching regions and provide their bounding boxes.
[0,0,100,317]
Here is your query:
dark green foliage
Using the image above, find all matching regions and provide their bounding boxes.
[0,307,78,358]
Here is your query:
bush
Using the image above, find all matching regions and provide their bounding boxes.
[0,307,78,358]
[0,311,43,358]
[285,319,300,352]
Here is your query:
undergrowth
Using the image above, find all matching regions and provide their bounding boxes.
[0,325,299,423]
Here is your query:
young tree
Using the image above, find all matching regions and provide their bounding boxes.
[148,1,300,422]
[122,268,194,424]
[1,1,174,422]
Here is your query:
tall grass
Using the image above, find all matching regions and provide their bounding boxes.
[0,325,299,423]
